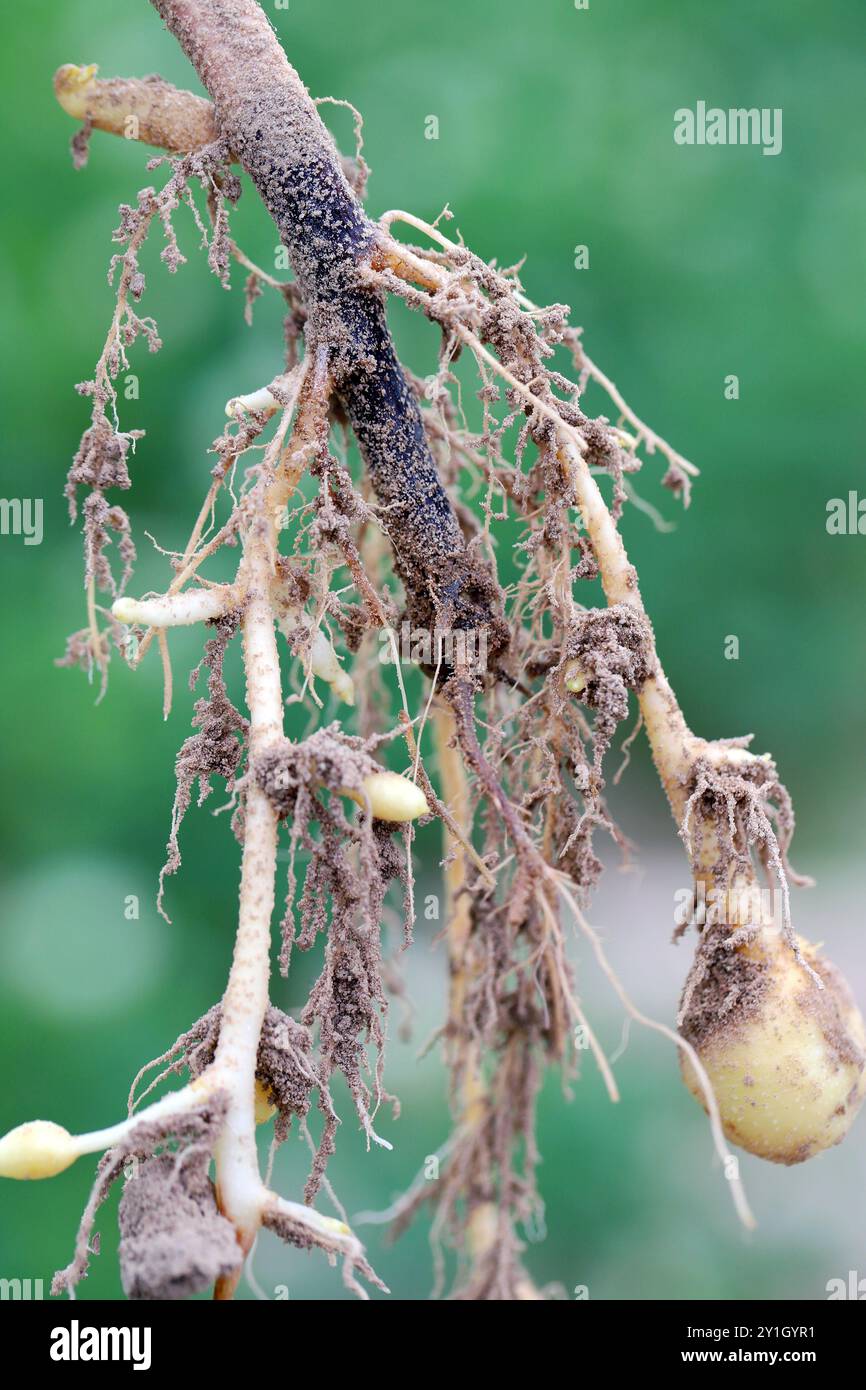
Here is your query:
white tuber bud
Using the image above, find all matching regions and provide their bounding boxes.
[563,660,587,694]
[339,771,429,823]
[254,1079,276,1125]
[279,612,355,705]
[0,1120,79,1180]
[308,629,355,706]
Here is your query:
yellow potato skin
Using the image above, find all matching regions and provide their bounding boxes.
[682,931,866,1164]
[340,771,428,823]
[0,1120,77,1180]
[254,1079,276,1124]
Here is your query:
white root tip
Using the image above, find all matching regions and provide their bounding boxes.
[112,597,139,625]
[309,628,355,705]
[53,64,99,120]
[225,385,281,419]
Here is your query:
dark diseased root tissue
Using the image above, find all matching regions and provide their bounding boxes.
[154,0,504,656]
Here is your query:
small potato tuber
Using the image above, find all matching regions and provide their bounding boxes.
[680,923,866,1164]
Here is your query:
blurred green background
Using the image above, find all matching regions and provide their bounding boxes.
[0,0,864,1300]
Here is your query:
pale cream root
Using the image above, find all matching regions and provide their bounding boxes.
[113,584,241,629]
[54,64,217,152]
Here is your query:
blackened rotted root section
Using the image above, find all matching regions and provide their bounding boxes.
[152,0,505,656]
[336,285,505,646]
